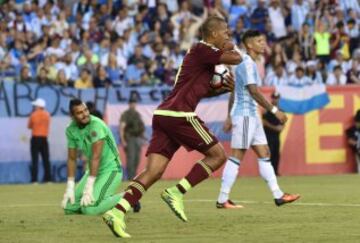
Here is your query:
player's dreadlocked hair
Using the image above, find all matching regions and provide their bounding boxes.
[242,29,262,44]
[69,98,84,115]
[200,16,226,39]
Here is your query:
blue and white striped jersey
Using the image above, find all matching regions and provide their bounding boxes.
[230,53,260,117]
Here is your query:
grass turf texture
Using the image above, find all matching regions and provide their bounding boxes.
[1,175,360,243]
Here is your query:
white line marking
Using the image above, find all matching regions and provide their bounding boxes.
[1,200,360,208]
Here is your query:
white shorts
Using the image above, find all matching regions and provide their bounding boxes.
[231,116,268,149]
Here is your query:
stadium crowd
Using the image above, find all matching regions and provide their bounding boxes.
[0,0,359,88]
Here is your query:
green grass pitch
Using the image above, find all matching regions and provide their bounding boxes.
[1,175,360,243]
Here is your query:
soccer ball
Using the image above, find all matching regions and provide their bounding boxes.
[210,64,230,89]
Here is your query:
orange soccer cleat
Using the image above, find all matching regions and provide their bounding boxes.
[216,200,244,209]
[274,193,301,206]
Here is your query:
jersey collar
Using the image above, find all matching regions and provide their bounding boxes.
[199,40,219,51]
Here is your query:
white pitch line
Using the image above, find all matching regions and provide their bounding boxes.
[1,200,360,208]
[186,199,360,208]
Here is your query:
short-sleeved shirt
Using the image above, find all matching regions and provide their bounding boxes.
[314,32,331,55]
[28,109,50,137]
[231,53,259,117]
[66,115,121,173]
[156,41,223,114]
[120,109,145,139]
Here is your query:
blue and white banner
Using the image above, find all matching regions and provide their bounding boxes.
[277,84,330,114]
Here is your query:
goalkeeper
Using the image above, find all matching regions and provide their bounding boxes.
[61,99,123,215]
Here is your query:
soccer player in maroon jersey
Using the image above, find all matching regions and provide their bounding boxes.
[103,16,243,238]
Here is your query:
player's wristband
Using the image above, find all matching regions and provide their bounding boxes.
[271,106,279,114]
[85,176,96,189]
[67,177,75,189]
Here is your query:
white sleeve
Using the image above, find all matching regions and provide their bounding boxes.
[244,60,257,85]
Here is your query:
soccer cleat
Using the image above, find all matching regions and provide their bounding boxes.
[160,189,188,222]
[216,200,244,209]
[102,209,131,238]
[274,193,301,206]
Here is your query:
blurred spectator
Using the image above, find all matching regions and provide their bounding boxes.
[326,65,347,85]
[298,23,314,61]
[346,19,359,55]
[125,62,146,86]
[346,110,360,173]
[55,69,69,87]
[288,66,311,86]
[28,98,51,183]
[306,60,323,84]
[228,0,248,31]
[291,0,310,32]
[37,56,57,83]
[86,101,103,119]
[346,60,360,84]
[18,65,34,83]
[250,0,268,33]
[74,68,93,89]
[77,47,99,75]
[0,0,358,88]
[268,0,287,39]
[113,6,134,37]
[331,21,351,60]
[60,53,79,84]
[314,19,331,64]
[105,53,123,85]
[264,63,287,86]
[340,0,360,17]
[328,50,350,73]
[286,50,304,76]
[93,65,112,88]
[269,42,288,69]
[128,45,150,66]
[163,59,177,86]
[37,67,51,85]
[232,17,246,44]
[169,43,185,69]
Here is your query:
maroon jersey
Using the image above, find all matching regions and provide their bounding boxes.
[157,41,223,112]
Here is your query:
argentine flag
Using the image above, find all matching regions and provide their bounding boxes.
[277,84,330,114]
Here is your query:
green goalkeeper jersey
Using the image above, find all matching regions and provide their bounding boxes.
[66,115,122,173]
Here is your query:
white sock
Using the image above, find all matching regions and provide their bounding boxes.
[258,158,284,199]
[217,157,240,203]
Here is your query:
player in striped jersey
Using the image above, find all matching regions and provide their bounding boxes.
[216,30,300,209]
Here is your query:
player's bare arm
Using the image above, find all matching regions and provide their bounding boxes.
[223,91,234,133]
[67,148,77,178]
[61,148,77,208]
[247,84,287,124]
[89,139,104,177]
[219,51,242,65]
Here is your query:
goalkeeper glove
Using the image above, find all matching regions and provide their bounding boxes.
[80,176,96,207]
[61,177,75,208]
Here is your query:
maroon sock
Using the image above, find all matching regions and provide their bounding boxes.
[115,180,146,214]
[182,161,213,189]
